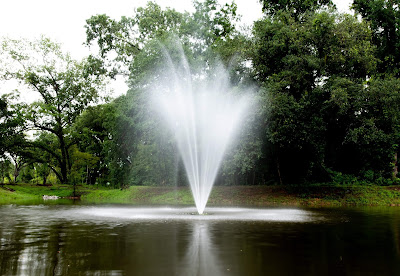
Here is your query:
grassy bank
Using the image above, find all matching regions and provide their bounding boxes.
[0,184,78,204]
[2,183,400,207]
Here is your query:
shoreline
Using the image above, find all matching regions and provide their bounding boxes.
[1,183,400,207]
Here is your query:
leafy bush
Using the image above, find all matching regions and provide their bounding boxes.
[327,169,359,185]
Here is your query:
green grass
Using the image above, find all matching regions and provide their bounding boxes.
[81,186,195,204]
[2,184,73,196]
[0,183,79,204]
[0,188,37,204]
[283,184,400,206]
[80,184,400,207]
[1,183,400,207]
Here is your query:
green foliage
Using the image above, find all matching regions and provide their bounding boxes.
[251,8,381,183]
[135,2,186,41]
[326,169,359,185]
[4,0,400,188]
[85,1,242,77]
[0,102,35,183]
[34,162,52,185]
[344,78,400,177]
[81,1,398,186]
[0,94,27,162]
[82,1,255,188]
[352,0,400,75]
[1,36,107,184]
[73,103,117,184]
[259,0,335,21]
[0,159,12,183]
[252,11,376,88]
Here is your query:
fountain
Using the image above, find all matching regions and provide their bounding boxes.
[152,48,251,214]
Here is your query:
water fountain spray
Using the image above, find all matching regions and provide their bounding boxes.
[153,47,251,214]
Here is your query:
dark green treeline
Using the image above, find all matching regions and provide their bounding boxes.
[2,0,400,187]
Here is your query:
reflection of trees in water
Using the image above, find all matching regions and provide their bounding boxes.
[0,215,25,275]
[178,222,223,276]
[0,213,66,275]
[0,211,227,276]
[390,209,400,257]
[5,207,400,275]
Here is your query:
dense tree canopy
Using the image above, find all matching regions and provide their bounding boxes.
[352,0,400,75]
[2,0,400,187]
[0,37,107,184]
[251,8,379,183]
[259,0,334,21]
[0,95,24,158]
[85,0,241,77]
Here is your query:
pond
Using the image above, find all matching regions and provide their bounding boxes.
[1,204,400,275]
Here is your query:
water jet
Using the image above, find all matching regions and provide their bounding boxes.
[153,52,251,214]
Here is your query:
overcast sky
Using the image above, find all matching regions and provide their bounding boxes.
[0,0,353,99]
[1,0,352,58]
[0,0,261,59]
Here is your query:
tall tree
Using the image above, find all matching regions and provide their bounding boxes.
[0,37,106,184]
[0,94,26,159]
[352,0,400,75]
[85,1,241,77]
[345,78,400,179]
[73,103,118,185]
[251,10,376,182]
[0,93,32,183]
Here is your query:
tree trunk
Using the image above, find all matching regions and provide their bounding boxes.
[57,131,69,184]
[73,181,76,197]
[60,160,68,184]
[277,157,283,185]
[86,165,89,185]
[393,152,398,180]
[13,161,22,183]
[13,169,19,183]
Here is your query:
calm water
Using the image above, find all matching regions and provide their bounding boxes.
[1,204,400,275]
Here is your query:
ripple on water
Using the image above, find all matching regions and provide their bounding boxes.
[76,206,319,222]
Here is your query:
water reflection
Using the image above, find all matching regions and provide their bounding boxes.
[179,222,222,276]
[1,205,400,275]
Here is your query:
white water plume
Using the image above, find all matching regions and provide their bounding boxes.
[152,48,251,214]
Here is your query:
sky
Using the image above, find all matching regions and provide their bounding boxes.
[0,0,353,99]
[0,0,264,59]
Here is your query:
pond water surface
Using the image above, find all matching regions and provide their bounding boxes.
[1,204,400,275]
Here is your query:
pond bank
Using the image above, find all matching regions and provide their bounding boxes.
[0,184,400,206]
[2,183,400,206]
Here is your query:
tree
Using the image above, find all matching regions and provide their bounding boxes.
[259,0,334,21]
[35,162,51,185]
[1,37,106,184]
[85,1,241,77]
[345,78,400,179]
[82,1,253,187]
[352,0,400,75]
[251,10,376,182]
[31,132,63,183]
[0,158,12,183]
[8,148,33,183]
[0,93,33,183]
[73,103,117,185]
[0,97,9,158]
[0,94,26,159]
